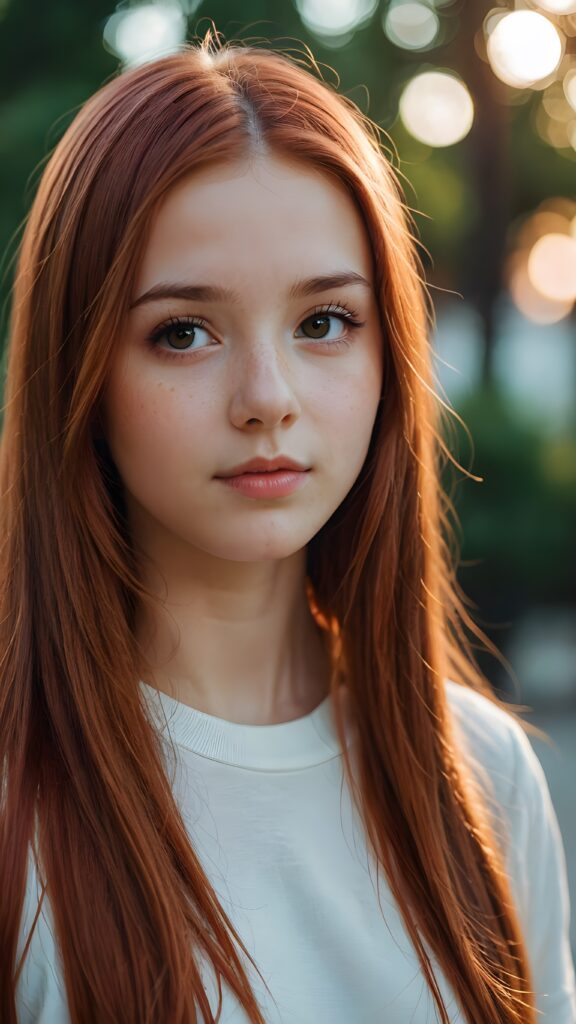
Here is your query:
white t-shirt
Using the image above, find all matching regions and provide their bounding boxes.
[16,679,576,1023]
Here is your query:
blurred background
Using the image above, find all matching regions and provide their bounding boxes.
[0,0,575,953]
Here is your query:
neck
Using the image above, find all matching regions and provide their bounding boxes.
[134,544,332,725]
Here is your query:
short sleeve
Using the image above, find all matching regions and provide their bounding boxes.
[505,725,576,1023]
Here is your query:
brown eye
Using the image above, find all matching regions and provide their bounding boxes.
[166,324,197,350]
[296,308,362,345]
[147,316,212,355]
[295,303,364,346]
[302,314,332,339]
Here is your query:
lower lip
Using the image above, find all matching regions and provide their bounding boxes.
[216,470,310,498]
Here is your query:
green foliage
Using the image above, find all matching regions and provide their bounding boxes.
[446,386,576,609]
[0,0,573,302]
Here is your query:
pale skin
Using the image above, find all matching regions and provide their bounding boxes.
[102,152,383,725]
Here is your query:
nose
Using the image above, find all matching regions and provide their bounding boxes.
[227,341,302,430]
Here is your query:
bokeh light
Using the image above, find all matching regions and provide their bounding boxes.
[296,0,378,37]
[523,209,576,242]
[383,1,440,51]
[528,233,576,301]
[564,68,576,110]
[103,1,186,67]
[509,257,573,323]
[399,71,474,146]
[534,0,576,12]
[543,81,574,122]
[507,201,576,322]
[486,11,563,88]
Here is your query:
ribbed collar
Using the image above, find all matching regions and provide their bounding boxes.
[139,680,353,771]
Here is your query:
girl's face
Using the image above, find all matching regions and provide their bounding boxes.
[102,153,383,563]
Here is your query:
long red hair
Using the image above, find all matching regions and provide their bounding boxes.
[0,31,540,1023]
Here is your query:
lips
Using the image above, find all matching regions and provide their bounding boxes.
[216,456,310,478]
[216,466,310,498]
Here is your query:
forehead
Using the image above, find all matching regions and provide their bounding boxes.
[135,154,374,296]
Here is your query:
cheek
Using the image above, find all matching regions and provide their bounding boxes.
[102,368,207,487]
[317,357,382,449]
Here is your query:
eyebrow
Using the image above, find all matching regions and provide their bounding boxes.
[129,271,372,310]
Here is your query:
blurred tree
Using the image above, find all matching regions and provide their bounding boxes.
[446,386,576,619]
[450,0,510,388]
[1,0,575,352]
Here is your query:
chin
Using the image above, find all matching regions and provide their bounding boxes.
[206,541,306,563]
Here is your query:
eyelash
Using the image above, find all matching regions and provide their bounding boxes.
[144,301,366,361]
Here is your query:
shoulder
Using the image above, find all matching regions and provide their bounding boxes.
[440,679,545,806]
[442,678,560,916]
[443,677,528,796]
[443,678,555,855]
[444,679,576,1022]
[444,676,525,752]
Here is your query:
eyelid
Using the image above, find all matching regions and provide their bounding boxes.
[302,299,362,322]
[145,312,212,344]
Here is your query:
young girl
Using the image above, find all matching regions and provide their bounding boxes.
[2,32,575,1024]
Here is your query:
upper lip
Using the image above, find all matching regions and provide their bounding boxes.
[216,456,310,478]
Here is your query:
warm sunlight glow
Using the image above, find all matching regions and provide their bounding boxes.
[564,68,576,110]
[524,211,574,242]
[487,11,563,87]
[507,202,576,322]
[103,1,186,66]
[509,258,573,323]
[399,71,474,146]
[384,1,440,50]
[543,81,575,121]
[528,233,576,301]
